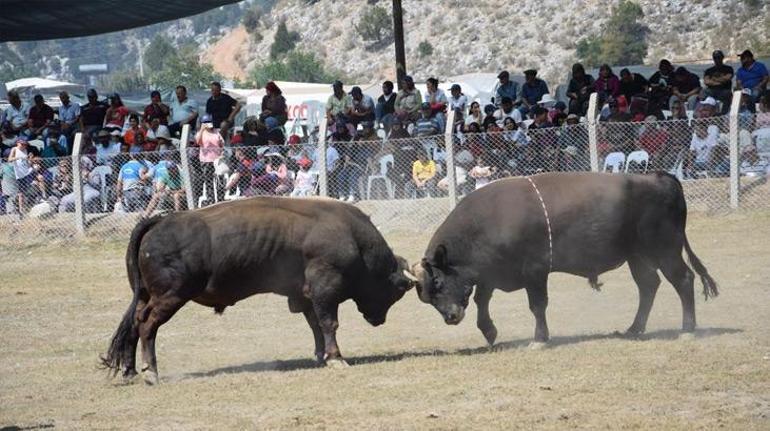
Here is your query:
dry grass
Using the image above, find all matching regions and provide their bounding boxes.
[1,212,770,430]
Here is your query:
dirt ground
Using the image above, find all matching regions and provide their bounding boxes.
[1,211,769,430]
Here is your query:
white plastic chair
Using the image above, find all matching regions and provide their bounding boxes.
[366,154,395,200]
[223,173,241,201]
[602,151,626,173]
[91,165,113,211]
[668,149,686,180]
[625,150,650,173]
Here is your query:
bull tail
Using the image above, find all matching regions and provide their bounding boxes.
[100,216,162,376]
[683,235,719,300]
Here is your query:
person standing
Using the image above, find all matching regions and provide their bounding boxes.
[168,85,199,137]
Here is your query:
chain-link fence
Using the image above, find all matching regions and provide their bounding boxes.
[2,94,769,246]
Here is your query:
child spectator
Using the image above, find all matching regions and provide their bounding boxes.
[291,158,315,197]
[116,152,152,212]
[406,151,436,197]
[123,114,145,150]
[142,162,184,218]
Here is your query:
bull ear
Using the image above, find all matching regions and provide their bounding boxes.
[433,244,448,269]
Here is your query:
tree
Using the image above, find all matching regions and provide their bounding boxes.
[242,6,262,34]
[148,45,222,91]
[143,34,175,74]
[270,20,300,59]
[577,0,648,67]
[98,70,148,93]
[355,5,393,45]
[248,50,338,88]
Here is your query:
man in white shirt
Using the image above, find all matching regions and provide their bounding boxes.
[689,124,720,173]
[169,85,199,137]
[494,97,523,127]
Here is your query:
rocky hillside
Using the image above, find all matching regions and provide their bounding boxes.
[211,0,770,86]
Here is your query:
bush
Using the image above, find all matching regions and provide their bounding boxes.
[576,0,647,67]
[248,50,338,87]
[242,6,262,34]
[148,45,222,91]
[270,20,300,59]
[355,5,393,44]
[418,41,434,58]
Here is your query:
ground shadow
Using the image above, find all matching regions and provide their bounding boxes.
[180,327,742,380]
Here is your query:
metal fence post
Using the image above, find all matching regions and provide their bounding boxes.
[587,92,599,172]
[71,132,85,236]
[178,124,196,210]
[444,109,457,209]
[318,117,328,197]
[728,90,742,209]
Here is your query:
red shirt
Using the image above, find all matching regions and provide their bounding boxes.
[143,103,169,125]
[638,128,669,155]
[106,106,129,127]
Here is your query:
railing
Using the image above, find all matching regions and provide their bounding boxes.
[1,91,768,247]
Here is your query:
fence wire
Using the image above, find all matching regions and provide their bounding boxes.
[1,111,769,246]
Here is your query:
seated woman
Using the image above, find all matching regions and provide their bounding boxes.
[469,154,496,190]
[260,81,288,126]
[290,158,316,197]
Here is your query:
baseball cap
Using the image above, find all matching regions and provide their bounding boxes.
[739,50,753,58]
[332,80,343,88]
[566,113,580,121]
[701,97,717,106]
[497,70,509,80]
[403,75,414,84]
[450,84,461,92]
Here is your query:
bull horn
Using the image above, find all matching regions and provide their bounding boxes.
[402,269,419,282]
[409,263,431,304]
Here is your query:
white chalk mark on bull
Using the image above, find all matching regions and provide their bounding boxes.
[525,176,553,273]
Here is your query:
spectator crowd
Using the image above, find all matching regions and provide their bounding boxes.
[1,48,769,217]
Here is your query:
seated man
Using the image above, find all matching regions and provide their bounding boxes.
[142,162,184,218]
[520,69,549,117]
[405,151,436,198]
[493,70,520,108]
[414,103,441,137]
[619,68,649,102]
[25,94,55,139]
[3,91,29,136]
[688,123,720,175]
[326,80,353,135]
[566,63,594,116]
[648,59,676,111]
[694,97,719,119]
[736,50,769,112]
[703,50,734,115]
[394,75,423,123]
[376,80,397,132]
[116,152,152,212]
[349,86,375,130]
[671,66,702,111]
[494,97,523,127]
[57,91,81,150]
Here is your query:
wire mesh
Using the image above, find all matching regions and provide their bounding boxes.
[2,110,769,246]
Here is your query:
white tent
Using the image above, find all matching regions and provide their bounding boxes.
[4,77,84,94]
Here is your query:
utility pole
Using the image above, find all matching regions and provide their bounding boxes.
[136,38,144,78]
[392,0,406,89]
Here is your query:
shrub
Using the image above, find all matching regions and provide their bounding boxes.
[418,41,434,58]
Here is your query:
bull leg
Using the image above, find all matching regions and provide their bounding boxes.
[302,307,326,364]
[305,265,348,368]
[626,258,661,336]
[525,279,550,348]
[120,297,148,382]
[474,285,498,346]
[660,254,696,334]
[139,295,188,385]
[313,301,348,368]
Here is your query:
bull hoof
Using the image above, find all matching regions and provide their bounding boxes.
[528,341,548,351]
[121,369,138,385]
[314,352,325,365]
[482,326,498,346]
[679,332,696,341]
[142,370,159,386]
[325,358,350,369]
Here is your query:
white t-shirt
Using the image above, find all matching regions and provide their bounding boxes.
[494,107,523,126]
[294,169,315,191]
[448,95,468,113]
[689,125,720,164]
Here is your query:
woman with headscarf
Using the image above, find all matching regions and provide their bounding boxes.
[260,81,288,126]
[567,63,595,116]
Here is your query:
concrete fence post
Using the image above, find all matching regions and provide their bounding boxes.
[587,92,599,172]
[71,132,85,236]
[444,109,457,210]
[728,90,742,209]
[178,124,196,210]
[318,117,328,197]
